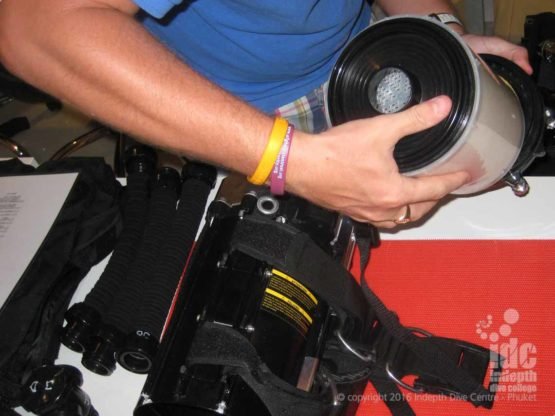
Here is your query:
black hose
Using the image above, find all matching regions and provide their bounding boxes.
[117,162,216,373]
[83,145,155,311]
[109,167,181,374]
[107,167,181,333]
[61,145,156,356]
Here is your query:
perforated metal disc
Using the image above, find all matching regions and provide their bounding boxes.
[368,67,413,114]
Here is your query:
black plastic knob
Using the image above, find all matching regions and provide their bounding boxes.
[181,161,217,188]
[124,144,157,175]
[21,365,98,416]
[61,303,101,353]
[157,166,181,195]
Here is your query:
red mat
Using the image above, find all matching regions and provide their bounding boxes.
[350,240,555,416]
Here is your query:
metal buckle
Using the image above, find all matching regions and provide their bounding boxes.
[335,330,374,362]
[385,362,425,393]
[384,327,431,393]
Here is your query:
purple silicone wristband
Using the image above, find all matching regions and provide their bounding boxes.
[270,124,294,195]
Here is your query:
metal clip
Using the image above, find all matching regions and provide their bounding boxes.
[385,327,431,393]
[335,330,374,362]
[385,362,425,393]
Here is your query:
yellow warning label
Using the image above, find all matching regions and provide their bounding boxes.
[272,269,318,305]
[265,288,313,324]
[260,269,318,336]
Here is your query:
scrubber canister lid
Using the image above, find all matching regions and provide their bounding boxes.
[328,16,528,195]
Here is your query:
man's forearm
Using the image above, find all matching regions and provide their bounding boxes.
[375,0,463,33]
[375,0,458,16]
[0,0,272,175]
[0,0,507,227]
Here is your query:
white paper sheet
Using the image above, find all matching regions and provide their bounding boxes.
[0,173,78,307]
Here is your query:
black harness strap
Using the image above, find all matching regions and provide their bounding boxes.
[355,225,497,411]
[370,377,416,416]
[354,230,414,416]
[187,322,329,416]
[230,216,369,325]
[231,216,498,414]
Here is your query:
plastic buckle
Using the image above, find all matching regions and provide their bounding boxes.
[412,337,504,409]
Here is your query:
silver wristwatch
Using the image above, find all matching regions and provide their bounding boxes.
[429,13,464,28]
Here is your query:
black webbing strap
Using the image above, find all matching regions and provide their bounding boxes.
[229,216,415,416]
[230,216,496,413]
[187,322,329,416]
[370,377,416,416]
[356,227,495,410]
[230,216,368,325]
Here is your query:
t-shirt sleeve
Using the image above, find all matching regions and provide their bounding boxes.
[133,0,182,18]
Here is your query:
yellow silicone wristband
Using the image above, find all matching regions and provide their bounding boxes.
[247,117,289,185]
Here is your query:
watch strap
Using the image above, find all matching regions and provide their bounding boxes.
[429,13,464,28]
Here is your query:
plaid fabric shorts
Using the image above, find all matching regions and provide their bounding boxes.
[273,7,378,134]
[274,82,332,134]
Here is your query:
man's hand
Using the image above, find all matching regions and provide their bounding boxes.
[287,96,470,228]
[462,34,533,75]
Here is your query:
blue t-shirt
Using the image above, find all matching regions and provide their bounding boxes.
[135,0,370,113]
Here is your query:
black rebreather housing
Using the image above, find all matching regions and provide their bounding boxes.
[134,188,373,416]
